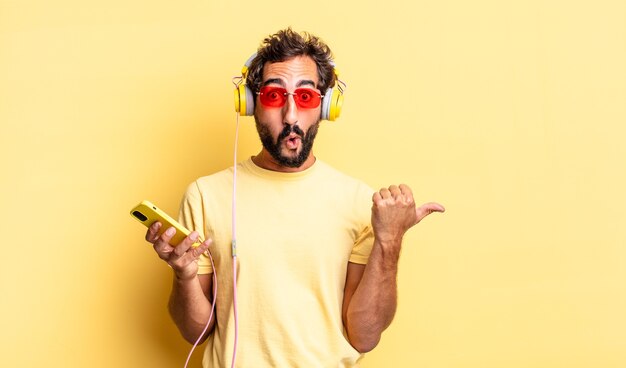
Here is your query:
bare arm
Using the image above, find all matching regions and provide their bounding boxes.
[168,273,215,344]
[342,246,398,353]
[342,184,444,352]
[146,222,216,344]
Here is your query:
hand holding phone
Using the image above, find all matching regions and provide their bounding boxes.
[130,200,202,248]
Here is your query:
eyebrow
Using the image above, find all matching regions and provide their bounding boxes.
[297,80,316,88]
[262,78,317,88]
[262,78,285,87]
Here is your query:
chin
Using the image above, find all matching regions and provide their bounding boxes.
[281,149,301,158]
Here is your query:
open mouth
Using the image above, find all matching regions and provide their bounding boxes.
[284,134,301,149]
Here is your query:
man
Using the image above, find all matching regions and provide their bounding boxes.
[145,28,444,367]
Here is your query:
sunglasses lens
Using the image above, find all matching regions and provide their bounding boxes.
[259,86,287,107]
[258,86,321,109]
[294,89,321,109]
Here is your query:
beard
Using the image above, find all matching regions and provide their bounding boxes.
[255,119,320,168]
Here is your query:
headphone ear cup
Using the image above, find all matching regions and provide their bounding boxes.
[244,85,255,116]
[321,88,343,121]
[234,84,255,116]
[234,85,243,114]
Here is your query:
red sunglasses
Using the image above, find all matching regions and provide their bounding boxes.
[257,86,323,109]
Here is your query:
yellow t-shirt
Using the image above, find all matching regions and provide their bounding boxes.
[179,158,374,367]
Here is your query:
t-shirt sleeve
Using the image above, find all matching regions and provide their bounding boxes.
[349,183,375,264]
[349,225,374,264]
[179,181,214,274]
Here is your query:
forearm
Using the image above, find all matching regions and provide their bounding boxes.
[168,273,215,344]
[345,239,400,352]
[344,184,443,352]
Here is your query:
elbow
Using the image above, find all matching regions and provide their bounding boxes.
[354,341,379,354]
[168,303,213,345]
[182,331,209,345]
[178,318,213,345]
[343,313,385,353]
[348,332,381,353]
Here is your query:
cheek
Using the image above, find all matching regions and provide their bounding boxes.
[255,102,283,119]
[299,109,322,127]
[255,113,282,137]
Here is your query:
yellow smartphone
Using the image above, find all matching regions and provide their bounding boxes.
[130,200,201,247]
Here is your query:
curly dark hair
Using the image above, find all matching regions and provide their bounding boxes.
[245,28,336,94]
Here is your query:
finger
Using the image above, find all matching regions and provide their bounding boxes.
[171,238,213,270]
[153,226,176,257]
[153,239,174,261]
[190,238,213,259]
[415,202,446,223]
[379,187,392,199]
[172,231,199,258]
[145,221,162,243]
[372,191,382,203]
[398,184,414,205]
[388,185,401,198]
[398,184,413,197]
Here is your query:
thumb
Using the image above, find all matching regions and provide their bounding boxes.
[415,202,445,223]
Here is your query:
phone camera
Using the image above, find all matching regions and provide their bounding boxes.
[132,211,148,222]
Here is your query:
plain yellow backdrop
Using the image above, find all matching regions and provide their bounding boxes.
[1,0,625,367]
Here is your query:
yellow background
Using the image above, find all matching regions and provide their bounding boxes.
[1,0,625,367]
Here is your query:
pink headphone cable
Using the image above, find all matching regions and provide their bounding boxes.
[229,112,241,368]
[182,113,241,368]
[183,247,217,368]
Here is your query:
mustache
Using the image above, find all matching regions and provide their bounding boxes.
[277,124,305,142]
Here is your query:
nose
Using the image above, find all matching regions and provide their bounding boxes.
[283,94,298,126]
